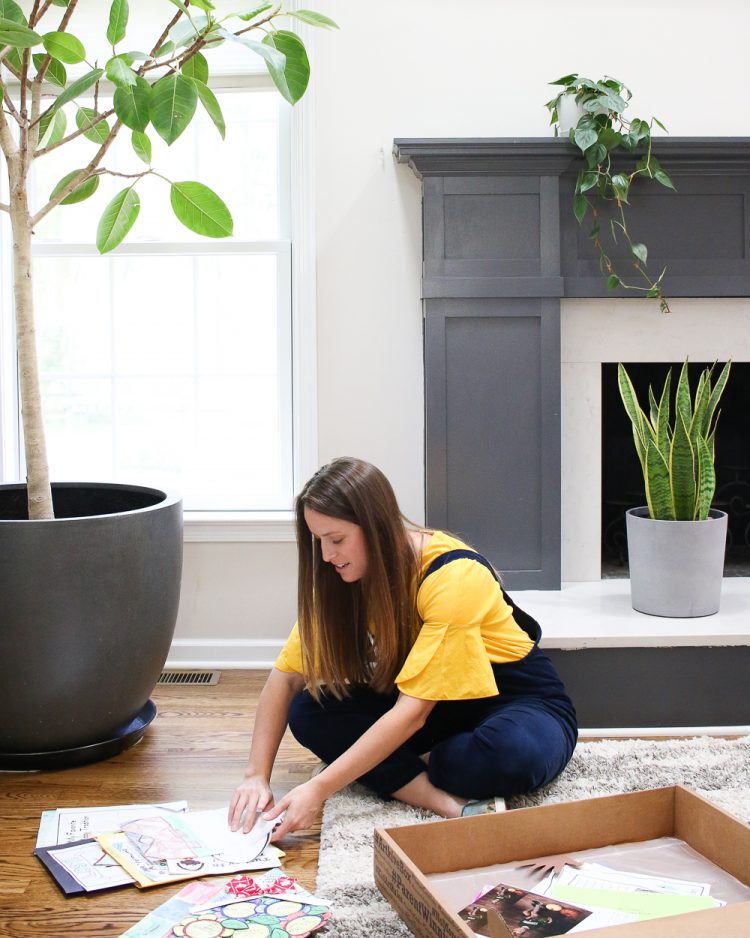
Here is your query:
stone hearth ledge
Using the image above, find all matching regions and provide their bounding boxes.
[518,578,750,649]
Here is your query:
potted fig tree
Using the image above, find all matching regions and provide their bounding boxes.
[0,0,336,768]
[618,359,731,617]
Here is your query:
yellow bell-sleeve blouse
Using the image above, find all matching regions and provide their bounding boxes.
[274,531,534,701]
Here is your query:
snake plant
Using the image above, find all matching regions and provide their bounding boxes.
[617,359,731,520]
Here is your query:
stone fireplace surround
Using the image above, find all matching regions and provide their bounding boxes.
[395,139,750,731]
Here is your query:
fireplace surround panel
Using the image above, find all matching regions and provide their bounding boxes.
[397,138,750,588]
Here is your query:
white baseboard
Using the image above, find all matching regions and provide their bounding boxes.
[166,639,285,670]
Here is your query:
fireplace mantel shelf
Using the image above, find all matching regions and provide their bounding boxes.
[523,579,750,650]
[393,137,750,177]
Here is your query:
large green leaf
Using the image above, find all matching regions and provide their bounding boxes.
[150,73,197,144]
[181,51,208,83]
[670,410,695,520]
[113,74,151,131]
[36,108,66,149]
[33,51,66,86]
[106,54,137,87]
[674,359,692,431]
[76,107,110,145]
[170,181,233,237]
[42,30,85,63]
[289,9,339,29]
[689,369,710,450]
[703,360,731,437]
[131,129,151,164]
[192,79,224,138]
[654,368,671,458]
[617,363,646,471]
[573,125,597,153]
[644,441,674,520]
[262,29,309,104]
[0,0,26,24]
[97,186,140,253]
[49,67,104,114]
[234,3,273,21]
[107,0,129,46]
[695,436,715,521]
[186,0,215,11]
[0,16,41,47]
[50,169,100,205]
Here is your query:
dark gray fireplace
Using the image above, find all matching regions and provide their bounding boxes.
[395,138,750,589]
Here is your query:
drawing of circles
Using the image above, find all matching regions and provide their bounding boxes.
[264,901,303,916]
[240,925,272,938]
[222,902,260,918]
[182,920,226,938]
[285,915,324,935]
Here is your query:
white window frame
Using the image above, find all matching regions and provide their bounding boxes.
[0,54,317,544]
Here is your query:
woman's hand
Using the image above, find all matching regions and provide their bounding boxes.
[263,779,324,842]
[228,773,275,833]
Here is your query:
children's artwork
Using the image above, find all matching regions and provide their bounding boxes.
[34,838,134,895]
[189,869,330,915]
[122,815,213,861]
[36,802,188,848]
[99,831,284,888]
[171,896,331,937]
[459,882,592,937]
[120,879,331,938]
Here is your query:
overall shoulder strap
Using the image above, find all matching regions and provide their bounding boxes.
[419,548,541,643]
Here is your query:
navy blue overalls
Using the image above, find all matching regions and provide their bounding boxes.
[288,549,577,799]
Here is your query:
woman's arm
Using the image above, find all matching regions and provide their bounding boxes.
[228,666,306,832]
[264,692,436,839]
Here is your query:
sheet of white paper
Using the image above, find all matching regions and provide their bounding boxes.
[36,801,188,848]
[180,808,280,862]
[555,862,713,897]
[47,841,134,890]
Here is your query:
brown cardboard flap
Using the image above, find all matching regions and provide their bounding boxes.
[673,786,750,885]
[382,788,676,874]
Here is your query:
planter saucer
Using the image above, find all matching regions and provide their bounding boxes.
[0,700,157,772]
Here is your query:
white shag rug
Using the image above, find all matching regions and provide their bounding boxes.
[315,735,750,937]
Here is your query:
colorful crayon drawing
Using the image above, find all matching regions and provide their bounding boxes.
[171,896,331,937]
[122,815,212,861]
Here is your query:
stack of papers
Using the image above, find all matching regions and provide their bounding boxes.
[458,861,725,936]
[34,802,283,895]
[537,861,724,931]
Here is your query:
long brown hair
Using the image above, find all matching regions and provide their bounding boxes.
[295,457,422,700]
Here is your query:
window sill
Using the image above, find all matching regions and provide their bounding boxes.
[183,511,296,543]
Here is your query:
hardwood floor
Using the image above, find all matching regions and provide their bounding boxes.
[0,670,321,937]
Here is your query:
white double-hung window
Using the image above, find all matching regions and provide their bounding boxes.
[0,26,314,527]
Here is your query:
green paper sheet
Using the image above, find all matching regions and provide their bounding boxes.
[550,884,720,921]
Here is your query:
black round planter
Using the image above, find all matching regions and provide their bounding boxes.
[0,483,182,770]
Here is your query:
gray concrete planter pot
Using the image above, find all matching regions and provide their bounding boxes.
[0,483,182,769]
[626,507,728,618]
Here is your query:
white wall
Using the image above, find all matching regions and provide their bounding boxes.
[172,0,750,664]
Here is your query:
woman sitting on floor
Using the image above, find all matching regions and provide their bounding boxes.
[228,457,577,840]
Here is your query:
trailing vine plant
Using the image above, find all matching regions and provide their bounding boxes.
[545,74,674,314]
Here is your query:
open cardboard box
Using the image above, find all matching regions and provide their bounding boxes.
[374,786,750,938]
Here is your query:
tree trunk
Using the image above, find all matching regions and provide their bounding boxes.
[10,162,53,520]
